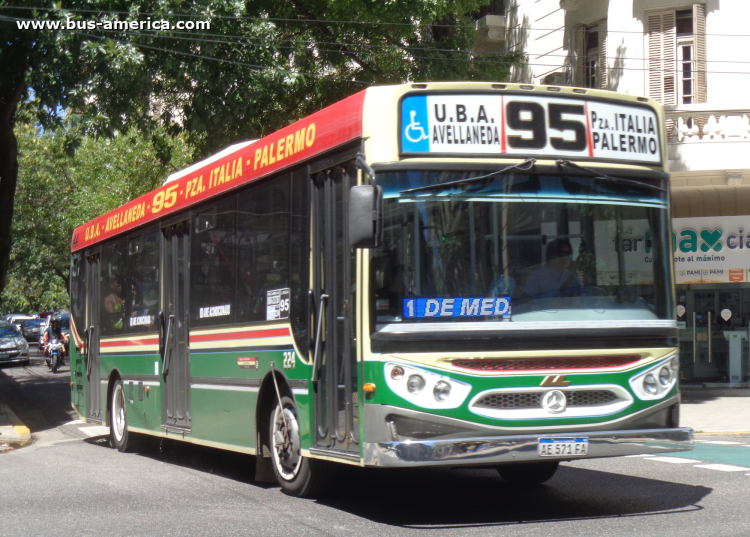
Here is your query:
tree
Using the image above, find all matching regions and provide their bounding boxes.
[0,0,521,295]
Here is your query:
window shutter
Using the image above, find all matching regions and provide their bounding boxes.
[574,24,585,87]
[647,11,676,104]
[662,12,676,105]
[597,20,608,90]
[693,3,707,103]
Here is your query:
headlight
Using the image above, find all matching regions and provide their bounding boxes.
[433,381,451,401]
[629,355,678,400]
[384,363,472,409]
[659,367,671,386]
[670,355,680,371]
[0,341,13,350]
[407,375,426,394]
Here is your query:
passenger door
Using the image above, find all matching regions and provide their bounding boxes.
[85,251,102,421]
[161,219,192,430]
[311,161,359,453]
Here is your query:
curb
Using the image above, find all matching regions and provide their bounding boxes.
[0,404,31,446]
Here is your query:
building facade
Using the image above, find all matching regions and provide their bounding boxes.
[504,0,750,387]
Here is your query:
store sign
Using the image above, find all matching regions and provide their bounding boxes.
[597,216,750,284]
[672,216,750,284]
[399,93,661,164]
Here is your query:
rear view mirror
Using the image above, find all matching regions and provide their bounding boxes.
[348,185,383,249]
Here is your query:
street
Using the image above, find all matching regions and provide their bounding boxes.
[1,352,750,536]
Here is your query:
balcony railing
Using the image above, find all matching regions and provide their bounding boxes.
[665,105,750,143]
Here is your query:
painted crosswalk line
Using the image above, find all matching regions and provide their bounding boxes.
[644,457,702,464]
[695,441,743,445]
[80,426,110,437]
[693,463,750,472]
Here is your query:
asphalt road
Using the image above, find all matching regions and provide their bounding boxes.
[1,352,750,536]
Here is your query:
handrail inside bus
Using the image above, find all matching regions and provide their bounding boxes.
[311,294,328,382]
[162,314,174,375]
[85,326,94,376]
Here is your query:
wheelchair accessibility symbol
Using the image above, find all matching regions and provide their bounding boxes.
[404,110,429,143]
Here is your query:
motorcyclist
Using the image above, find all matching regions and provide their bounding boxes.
[43,317,69,366]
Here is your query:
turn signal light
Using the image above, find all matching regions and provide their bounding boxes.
[145,386,150,393]
[363,383,376,393]
[70,382,73,387]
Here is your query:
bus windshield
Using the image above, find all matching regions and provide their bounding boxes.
[371,169,673,328]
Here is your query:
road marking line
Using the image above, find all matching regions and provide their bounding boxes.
[63,420,85,426]
[694,463,750,472]
[644,457,702,464]
[694,441,742,445]
[624,454,653,457]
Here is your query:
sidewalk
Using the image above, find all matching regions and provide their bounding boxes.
[682,396,750,434]
[0,403,31,446]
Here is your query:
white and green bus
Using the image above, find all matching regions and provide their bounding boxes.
[69,82,693,497]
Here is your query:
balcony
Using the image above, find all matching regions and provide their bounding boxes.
[664,105,750,174]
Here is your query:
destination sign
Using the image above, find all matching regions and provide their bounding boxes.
[400,93,661,164]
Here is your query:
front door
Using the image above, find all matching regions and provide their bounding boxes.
[85,251,102,421]
[162,220,191,430]
[311,163,359,452]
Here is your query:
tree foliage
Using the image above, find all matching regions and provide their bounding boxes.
[0,0,521,297]
[1,108,195,313]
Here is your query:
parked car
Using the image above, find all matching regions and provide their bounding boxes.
[21,318,46,344]
[8,314,37,331]
[0,322,30,366]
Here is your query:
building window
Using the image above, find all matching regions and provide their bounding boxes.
[584,27,599,88]
[647,5,706,105]
[574,20,607,90]
[676,10,695,104]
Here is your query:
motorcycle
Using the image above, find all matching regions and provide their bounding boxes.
[46,338,65,373]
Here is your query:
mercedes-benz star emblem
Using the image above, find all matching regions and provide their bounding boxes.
[542,390,567,414]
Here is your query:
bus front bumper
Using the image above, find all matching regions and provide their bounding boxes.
[362,427,694,468]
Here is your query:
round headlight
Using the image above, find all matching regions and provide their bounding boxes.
[659,367,671,386]
[670,355,680,371]
[643,374,658,394]
[433,381,451,402]
[391,366,405,380]
[407,375,425,394]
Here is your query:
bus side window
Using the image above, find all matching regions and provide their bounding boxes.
[101,238,128,335]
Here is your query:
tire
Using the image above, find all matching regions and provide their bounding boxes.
[269,395,332,497]
[51,354,59,373]
[497,461,559,485]
[110,379,132,452]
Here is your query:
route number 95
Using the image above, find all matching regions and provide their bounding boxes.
[506,101,587,152]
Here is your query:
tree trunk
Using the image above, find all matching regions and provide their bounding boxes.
[0,32,33,296]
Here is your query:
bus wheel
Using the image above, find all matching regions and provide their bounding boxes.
[497,461,559,485]
[110,379,131,452]
[269,395,329,497]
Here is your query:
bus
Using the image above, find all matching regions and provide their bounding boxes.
[69,82,693,497]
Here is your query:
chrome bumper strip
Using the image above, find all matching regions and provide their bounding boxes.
[363,427,693,468]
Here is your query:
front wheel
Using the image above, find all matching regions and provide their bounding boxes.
[110,380,132,452]
[51,354,59,373]
[497,461,559,485]
[269,395,332,497]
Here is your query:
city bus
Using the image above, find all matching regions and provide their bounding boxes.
[68,82,693,497]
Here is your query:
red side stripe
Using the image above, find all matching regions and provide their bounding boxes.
[100,338,159,348]
[190,328,290,343]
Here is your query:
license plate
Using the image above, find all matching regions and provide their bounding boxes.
[538,437,589,457]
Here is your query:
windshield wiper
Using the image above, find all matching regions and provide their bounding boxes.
[555,160,666,193]
[399,158,537,194]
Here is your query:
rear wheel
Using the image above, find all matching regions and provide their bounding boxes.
[269,395,332,497]
[497,461,559,485]
[110,380,132,452]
